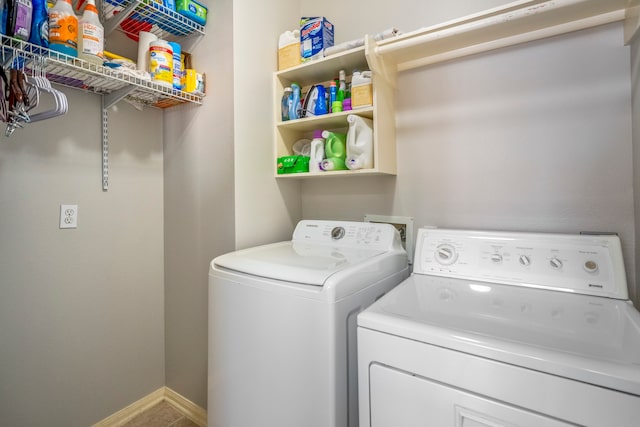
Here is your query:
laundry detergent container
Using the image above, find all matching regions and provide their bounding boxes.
[208,220,409,427]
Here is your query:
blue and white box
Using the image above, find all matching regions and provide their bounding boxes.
[300,17,334,62]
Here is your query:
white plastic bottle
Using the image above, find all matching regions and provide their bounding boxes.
[351,71,373,109]
[78,0,104,64]
[345,115,374,170]
[309,130,325,173]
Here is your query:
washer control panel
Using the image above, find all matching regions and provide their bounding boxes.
[414,228,628,300]
[292,220,403,251]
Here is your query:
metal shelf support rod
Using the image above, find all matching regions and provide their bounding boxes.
[101,95,110,191]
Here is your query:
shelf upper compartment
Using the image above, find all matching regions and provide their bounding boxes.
[275,46,370,87]
[102,0,206,39]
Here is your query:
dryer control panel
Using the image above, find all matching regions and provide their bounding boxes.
[413,228,628,300]
[292,220,404,252]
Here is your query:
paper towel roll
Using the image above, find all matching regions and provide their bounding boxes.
[137,31,158,72]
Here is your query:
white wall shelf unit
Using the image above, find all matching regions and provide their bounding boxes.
[274,44,397,179]
[274,0,637,180]
[0,0,206,190]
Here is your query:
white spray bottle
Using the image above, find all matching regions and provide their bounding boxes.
[345,115,373,170]
[309,130,325,173]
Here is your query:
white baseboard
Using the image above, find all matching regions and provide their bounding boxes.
[92,387,207,427]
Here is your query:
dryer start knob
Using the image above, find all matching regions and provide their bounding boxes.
[435,244,458,265]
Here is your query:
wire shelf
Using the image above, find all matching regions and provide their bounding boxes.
[1,35,203,108]
[102,0,206,40]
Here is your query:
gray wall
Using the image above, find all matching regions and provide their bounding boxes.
[163,0,236,409]
[633,34,640,303]
[232,0,302,250]
[0,91,165,426]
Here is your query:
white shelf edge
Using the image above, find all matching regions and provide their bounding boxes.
[274,169,396,179]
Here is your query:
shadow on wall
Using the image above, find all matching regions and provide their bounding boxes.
[299,175,399,221]
[0,89,163,161]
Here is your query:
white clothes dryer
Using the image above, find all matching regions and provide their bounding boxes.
[358,228,640,427]
[208,220,409,427]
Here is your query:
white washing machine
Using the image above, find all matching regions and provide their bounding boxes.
[358,228,640,427]
[208,220,409,427]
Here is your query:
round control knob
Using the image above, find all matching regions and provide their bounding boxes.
[549,257,563,270]
[519,255,531,266]
[490,253,503,264]
[584,260,599,274]
[435,244,458,265]
[331,226,345,240]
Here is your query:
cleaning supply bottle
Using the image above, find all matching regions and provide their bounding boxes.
[345,115,374,170]
[320,131,348,171]
[8,0,33,41]
[168,41,182,90]
[0,0,7,35]
[281,87,292,121]
[351,70,373,108]
[278,29,300,70]
[309,130,325,173]
[338,69,346,101]
[329,81,337,113]
[78,0,104,64]
[289,83,301,120]
[29,0,49,48]
[48,0,78,57]
[313,85,327,116]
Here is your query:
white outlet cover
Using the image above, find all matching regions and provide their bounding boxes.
[60,204,78,229]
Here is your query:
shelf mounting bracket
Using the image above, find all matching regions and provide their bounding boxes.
[101,85,136,191]
[365,35,397,89]
[101,95,110,191]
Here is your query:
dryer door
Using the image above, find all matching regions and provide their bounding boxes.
[369,364,572,427]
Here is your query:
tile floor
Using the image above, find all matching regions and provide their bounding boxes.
[120,401,200,427]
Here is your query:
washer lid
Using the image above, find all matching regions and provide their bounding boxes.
[358,274,640,395]
[214,241,385,286]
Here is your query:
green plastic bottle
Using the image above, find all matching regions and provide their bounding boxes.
[320,131,348,171]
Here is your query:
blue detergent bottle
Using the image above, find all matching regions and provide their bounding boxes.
[289,83,301,120]
[314,85,327,116]
[281,86,292,121]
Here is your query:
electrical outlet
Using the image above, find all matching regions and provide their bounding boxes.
[365,215,414,264]
[60,204,78,229]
